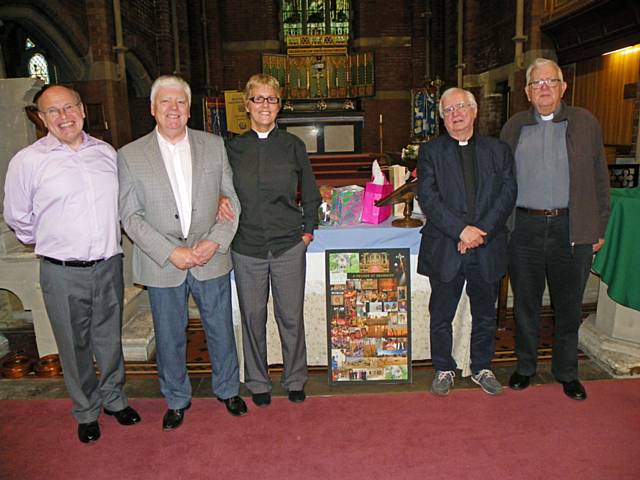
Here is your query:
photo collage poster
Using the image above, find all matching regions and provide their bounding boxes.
[326,249,411,384]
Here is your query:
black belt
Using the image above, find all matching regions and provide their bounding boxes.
[42,256,105,267]
[517,207,568,217]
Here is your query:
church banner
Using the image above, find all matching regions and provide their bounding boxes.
[224,90,250,134]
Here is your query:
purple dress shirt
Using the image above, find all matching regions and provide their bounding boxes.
[3,132,122,261]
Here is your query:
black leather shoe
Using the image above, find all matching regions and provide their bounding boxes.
[508,371,531,390]
[562,379,587,401]
[218,396,248,417]
[104,406,141,426]
[288,390,306,403]
[252,392,271,407]
[162,402,191,431]
[78,421,100,444]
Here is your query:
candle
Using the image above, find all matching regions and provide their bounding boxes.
[356,54,359,79]
[326,65,330,93]
[363,54,367,83]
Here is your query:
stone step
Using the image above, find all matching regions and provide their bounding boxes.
[0,334,9,358]
[122,311,156,362]
[121,286,155,362]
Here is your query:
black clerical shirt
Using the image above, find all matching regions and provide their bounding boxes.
[226,128,321,258]
[457,137,477,223]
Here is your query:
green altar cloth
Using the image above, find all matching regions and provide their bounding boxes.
[592,187,640,311]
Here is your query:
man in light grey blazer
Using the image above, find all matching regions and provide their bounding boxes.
[118,75,247,430]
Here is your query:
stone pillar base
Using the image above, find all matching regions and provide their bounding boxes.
[579,314,640,377]
[0,333,9,358]
[122,311,156,362]
[121,286,155,362]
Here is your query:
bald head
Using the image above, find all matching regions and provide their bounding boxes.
[37,85,86,150]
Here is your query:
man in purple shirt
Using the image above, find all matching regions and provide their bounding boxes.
[3,85,140,444]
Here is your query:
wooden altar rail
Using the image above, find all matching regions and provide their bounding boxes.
[309,152,384,187]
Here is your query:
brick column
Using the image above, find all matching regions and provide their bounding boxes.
[82,0,132,148]
[155,0,175,74]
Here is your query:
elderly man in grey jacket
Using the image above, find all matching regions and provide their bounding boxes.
[500,58,610,401]
[118,75,247,430]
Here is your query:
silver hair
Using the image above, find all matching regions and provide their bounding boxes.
[150,75,192,105]
[525,58,564,85]
[438,87,477,118]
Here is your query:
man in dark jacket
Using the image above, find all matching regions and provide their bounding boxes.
[417,87,517,396]
[500,58,610,401]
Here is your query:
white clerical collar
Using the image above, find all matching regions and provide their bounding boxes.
[455,135,473,146]
[540,112,554,121]
[254,127,275,139]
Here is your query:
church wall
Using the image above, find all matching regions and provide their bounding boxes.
[351,0,414,152]
[464,0,516,74]
[120,0,164,80]
[219,0,280,90]
[5,0,634,154]
[33,0,90,56]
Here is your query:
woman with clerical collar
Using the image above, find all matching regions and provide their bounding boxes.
[225,74,321,407]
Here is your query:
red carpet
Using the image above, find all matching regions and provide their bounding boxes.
[1,379,639,480]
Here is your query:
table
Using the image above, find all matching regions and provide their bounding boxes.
[592,187,640,311]
[308,217,422,254]
[236,216,475,377]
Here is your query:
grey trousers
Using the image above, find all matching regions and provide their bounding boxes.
[40,255,127,423]
[232,241,308,393]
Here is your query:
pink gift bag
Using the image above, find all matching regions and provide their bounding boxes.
[361,180,393,224]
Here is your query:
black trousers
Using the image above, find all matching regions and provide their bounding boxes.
[429,250,499,374]
[509,210,592,382]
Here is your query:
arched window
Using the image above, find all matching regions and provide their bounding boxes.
[28,52,50,84]
[282,0,350,40]
[25,38,50,84]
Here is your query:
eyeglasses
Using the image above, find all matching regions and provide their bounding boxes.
[249,96,280,104]
[442,102,475,116]
[39,102,82,118]
[528,78,562,89]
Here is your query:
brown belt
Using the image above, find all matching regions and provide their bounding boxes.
[516,207,568,217]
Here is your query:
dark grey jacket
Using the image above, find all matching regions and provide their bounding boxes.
[500,102,610,245]
[417,134,517,283]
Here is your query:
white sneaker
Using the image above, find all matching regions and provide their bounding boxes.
[471,369,503,395]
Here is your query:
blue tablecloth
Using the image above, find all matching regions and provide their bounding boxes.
[309,217,423,254]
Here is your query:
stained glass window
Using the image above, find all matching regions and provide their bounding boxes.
[28,52,50,84]
[282,0,350,40]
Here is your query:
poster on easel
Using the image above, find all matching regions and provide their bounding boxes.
[326,248,411,384]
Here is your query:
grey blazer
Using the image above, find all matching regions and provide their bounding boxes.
[118,128,240,288]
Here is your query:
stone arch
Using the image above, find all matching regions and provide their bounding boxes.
[0,259,57,356]
[0,3,88,81]
[125,51,153,98]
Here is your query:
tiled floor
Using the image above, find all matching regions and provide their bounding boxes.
[0,358,612,401]
[0,306,612,400]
